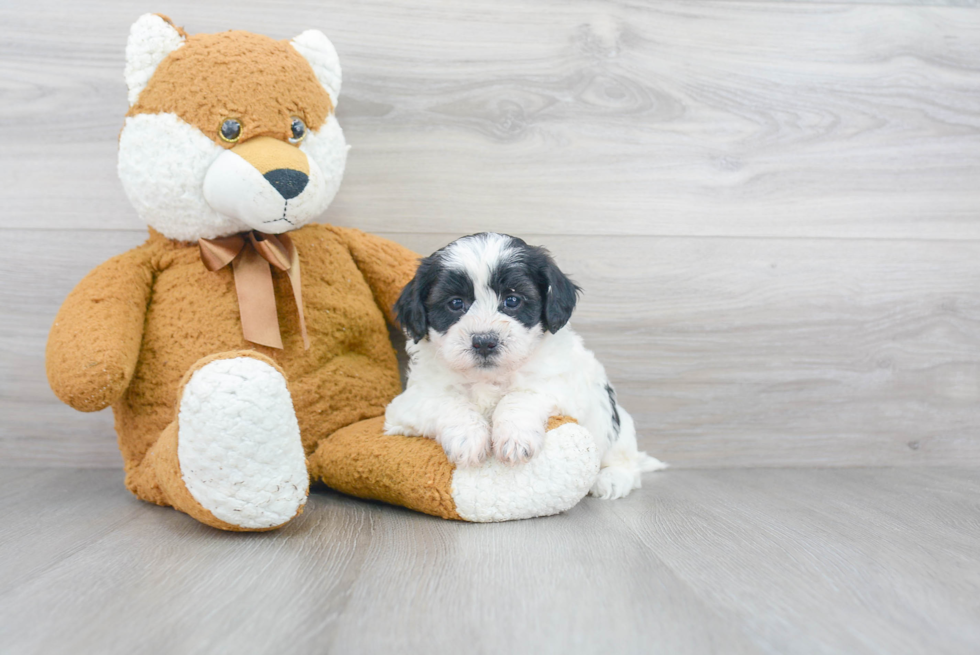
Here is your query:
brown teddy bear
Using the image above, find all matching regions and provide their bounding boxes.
[45,14,600,531]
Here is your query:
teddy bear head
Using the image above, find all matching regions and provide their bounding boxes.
[118,14,348,242]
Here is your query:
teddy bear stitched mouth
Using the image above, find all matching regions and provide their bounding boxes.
[263,202,295,226]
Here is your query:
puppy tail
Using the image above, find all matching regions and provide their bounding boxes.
[638,452,669,473]
[618,412,668,473]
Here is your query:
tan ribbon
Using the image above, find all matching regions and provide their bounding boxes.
[199,231,309,350]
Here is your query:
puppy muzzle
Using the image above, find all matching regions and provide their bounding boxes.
[471,332,501,366]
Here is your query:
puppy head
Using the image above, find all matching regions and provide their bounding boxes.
[395,233,580,375]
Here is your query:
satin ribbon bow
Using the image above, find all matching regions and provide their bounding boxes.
[198,231,309,350]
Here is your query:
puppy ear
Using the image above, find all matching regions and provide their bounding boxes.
[536,249,581,334]
[394,256,435,343]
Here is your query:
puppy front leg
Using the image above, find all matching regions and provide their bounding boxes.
[434,400,492,467]
[385,388,490,467]
[491,391,555,465]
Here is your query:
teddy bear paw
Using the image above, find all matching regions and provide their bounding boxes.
[450,421,600,522]
[177,356,309,529]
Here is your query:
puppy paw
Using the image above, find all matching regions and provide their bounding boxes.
[589,465,637,500]
[438,413,491,468]
[383,421,420,437]
[491,416,546,465]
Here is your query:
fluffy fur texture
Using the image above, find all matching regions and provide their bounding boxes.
[177,356,308,529]
[450,418,601,521]
[46,223,418,527]
[118,16,347,241]
[290,29,342,106]
[124,14,186,106]
[48,16,606,529]
[385,233,667,499]
[309,415,598,522]
[47,17,417,530]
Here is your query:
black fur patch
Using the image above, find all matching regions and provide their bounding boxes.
[488,257,543,330]
[426,268,475,334]
[393,233,583,341]
[494,236,581,334]
[393,252,440,342]
[529,245,581,334]
[605,383,621,441]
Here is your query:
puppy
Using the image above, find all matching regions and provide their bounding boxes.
[384,233,666,499]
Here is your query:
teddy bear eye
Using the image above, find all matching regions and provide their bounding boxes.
[289,117,307,144]
[219,118,242,143]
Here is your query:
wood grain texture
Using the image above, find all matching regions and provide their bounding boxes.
[754,0,978,5]
[1,1,980,238]
[0,230,146,467]
[1,467,978,655]
[5,229,979,468]
[2,0,980,468]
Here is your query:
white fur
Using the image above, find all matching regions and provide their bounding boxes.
[178,357,308,529]
[202,143,332,235]
[125,14,185,106]
[118,16,348,242]
[290,30,342,107]
[118,113,239,240]
[432,234,543,379]
[385,234,667,500]
[451,422,600,522]
[118,112,347,241]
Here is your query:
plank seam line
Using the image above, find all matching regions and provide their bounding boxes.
[6,226,980,245]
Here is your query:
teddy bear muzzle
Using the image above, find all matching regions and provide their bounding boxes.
[202,135,329,234]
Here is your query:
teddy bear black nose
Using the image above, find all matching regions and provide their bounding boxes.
[264,168,309,200]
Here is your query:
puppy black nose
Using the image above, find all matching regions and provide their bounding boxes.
[264,168,309,200]
[471,333,498,356]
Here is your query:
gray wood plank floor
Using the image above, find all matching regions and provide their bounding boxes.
[1,467,978,655]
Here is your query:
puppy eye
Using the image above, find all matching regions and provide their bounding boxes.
[448,298,465,311]
[289,117,307,144]
[504,295,522,309]
[219,118,242,143]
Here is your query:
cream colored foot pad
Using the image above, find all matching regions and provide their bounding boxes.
[451,422,601,522]
[178,357,308,529]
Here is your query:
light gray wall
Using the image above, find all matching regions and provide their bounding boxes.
[3,0,979,467]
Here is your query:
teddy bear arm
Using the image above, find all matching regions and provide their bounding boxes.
[326,226,420,325]
[46,247,155,412]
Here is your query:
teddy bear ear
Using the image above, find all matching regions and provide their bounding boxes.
[124,14,185,107]
[290,30,342,108]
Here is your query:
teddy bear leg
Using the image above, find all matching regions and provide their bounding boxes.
[128,352,309,531]
[308,416,600,522]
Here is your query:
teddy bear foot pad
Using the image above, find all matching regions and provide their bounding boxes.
[177,356,309,530]
[451,420,601,522]
[312,415,601,522]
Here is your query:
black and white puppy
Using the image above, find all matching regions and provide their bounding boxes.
[384,233,665,499]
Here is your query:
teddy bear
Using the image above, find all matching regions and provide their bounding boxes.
[44,14,601,531]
